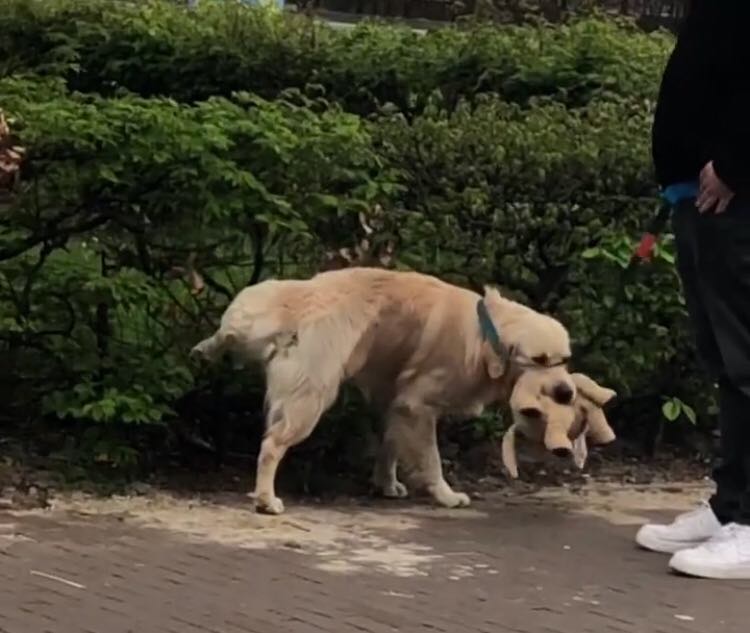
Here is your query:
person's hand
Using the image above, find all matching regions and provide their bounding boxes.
[697,160,734,214]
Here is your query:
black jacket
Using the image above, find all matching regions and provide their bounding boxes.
[652,1,750,194]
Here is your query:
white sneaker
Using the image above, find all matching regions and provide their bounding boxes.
[669,523,750,579]
[635,502,722,554]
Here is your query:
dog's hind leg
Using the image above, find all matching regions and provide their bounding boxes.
[253,395,323,515]
[388,404,471,509]
[252,392,328,515]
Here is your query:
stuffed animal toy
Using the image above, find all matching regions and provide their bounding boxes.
[502,372,617,479]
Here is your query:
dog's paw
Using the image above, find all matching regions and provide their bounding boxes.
[255,495,285,515]
[441,491,471,508]
[428,483,472,509]
[381,481,408,499]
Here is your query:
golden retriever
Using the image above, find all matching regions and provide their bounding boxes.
[191,267,576,514]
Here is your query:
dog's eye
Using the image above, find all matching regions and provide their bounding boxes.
[531,354,571,367]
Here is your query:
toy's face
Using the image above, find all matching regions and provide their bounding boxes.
[510,371,617,459]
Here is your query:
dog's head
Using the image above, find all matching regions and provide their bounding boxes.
[507,371,617,467]
[478,287,575,405]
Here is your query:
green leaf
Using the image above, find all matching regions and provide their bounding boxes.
[98,166,120,183]
[581,247,600,259]
[682,403,697,425]
[662,399,681,422]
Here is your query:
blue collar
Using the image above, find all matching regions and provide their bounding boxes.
[476,299,505,360]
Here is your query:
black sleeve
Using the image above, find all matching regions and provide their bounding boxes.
[709,6,750,194]
[713,87,750,194]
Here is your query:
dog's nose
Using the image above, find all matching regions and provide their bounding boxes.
[552,447,572,459]
[552,383,574,405]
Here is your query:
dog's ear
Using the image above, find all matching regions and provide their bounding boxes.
[571,373,617,407]
[478,290,509,379]
[481,341,505,379]
[482,285,503,304]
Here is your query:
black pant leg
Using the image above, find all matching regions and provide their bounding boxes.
[713,378,750,524]
[672,198,750,525]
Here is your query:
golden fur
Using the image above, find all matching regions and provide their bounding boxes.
[502,372,617,479]
[191,267,575,514]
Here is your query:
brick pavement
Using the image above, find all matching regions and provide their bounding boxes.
[0,486,747,633]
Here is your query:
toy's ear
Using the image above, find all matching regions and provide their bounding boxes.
[585,408,616,445]
[572,432,589,470]
[571,373,617,407]
[501,424,520,479]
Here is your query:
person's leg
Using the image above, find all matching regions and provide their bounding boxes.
[709,378,748,524]
[666,196,750,578]
[636,199,728,553]
[671,196,750,521]
[690,197,750,527]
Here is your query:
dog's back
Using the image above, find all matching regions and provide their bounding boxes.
[191,267,482,400]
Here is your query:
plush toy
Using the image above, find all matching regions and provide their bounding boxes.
[502,372,617,479]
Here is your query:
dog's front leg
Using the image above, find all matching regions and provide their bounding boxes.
[418,415,471,508]
[372,417,408,499]
[388,404,470,508]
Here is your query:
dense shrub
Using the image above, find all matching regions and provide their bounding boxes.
[0,1,708,477]
[0,0,673,113]
[0,74,398,467]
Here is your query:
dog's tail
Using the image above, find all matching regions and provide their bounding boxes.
[190,331,235,365]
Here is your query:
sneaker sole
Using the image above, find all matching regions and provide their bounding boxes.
[669,558,750,580]
[635,530,707,555]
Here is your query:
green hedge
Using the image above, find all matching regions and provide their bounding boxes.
[375,95,690,394]
[0,0,673,112]
[0,74,400,465]
[0,1,708,473]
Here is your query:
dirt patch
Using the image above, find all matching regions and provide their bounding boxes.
[526,480,712,526]
[14,492,483,577]
[8,479,711,578]
[0,519,33,549]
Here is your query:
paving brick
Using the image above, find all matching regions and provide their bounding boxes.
[0,495,748,633]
